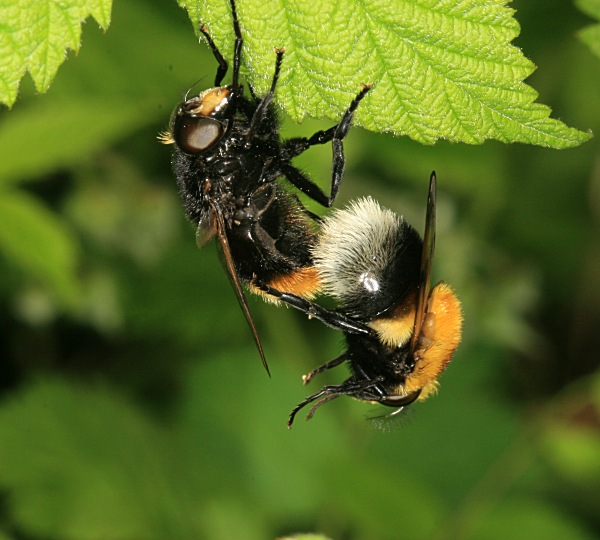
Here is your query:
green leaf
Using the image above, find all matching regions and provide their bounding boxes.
[0,190,80,305]
[0,0,112,108]
[0,376,273,540]
[470,499,597,540]
[277,533,331,540]
[0,0,209,186]
[577,0,600,59]
[539,374,600,491]
[0,379,200,539]
[179,0,590,148]
[0,98,149,185]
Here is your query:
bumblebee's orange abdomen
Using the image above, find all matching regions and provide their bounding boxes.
[405,282,463,398]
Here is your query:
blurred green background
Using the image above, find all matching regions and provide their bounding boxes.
[0,0,599,539]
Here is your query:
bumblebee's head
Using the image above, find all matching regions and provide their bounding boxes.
[312,197,422,320]
[159,86,234,154]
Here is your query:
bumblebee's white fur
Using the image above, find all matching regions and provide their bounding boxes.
[312,197,405,304]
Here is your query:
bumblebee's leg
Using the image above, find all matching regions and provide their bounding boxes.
[305,394,341,421]
[247,49,285,141]
[282,84,371,206]
[199,0,243,88]
[288,386,342,428]
[256,282,374,336]
[288,377,384,428]
[302,353,347,385]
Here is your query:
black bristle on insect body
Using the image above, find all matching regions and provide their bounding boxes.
[160,0,370,375]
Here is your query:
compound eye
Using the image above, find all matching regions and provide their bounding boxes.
[174,116,224,154]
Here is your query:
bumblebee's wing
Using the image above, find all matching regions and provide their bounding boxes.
[210,202,271,377]
[410,172,437,356]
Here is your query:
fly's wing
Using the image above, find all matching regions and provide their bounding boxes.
[210,202,271,377]
[196,214,217,248]
[409,172,436,356]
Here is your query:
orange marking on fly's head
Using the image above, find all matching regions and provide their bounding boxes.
[403,281,463,399]
[187,87,232,117]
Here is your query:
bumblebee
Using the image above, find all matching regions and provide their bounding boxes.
[260,173,463,426]
[159,0,370,374]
